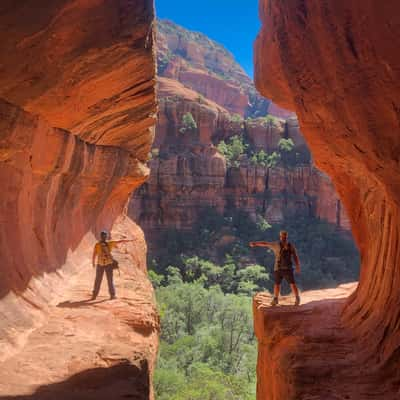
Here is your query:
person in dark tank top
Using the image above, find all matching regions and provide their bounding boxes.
[249,230,301,306]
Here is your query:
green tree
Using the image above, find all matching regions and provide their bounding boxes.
[256,215,272,232]
[154,281,257,399]
[217,135,248,167]
[278,138,295,152]
[235,265,271,295]
[266,151,281,167]
[148,270,163,288]
[250,150,281,168]
[180,112,197,133]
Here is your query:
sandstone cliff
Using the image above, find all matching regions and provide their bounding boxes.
[157,19,292,118]
[130,20,350,258]
[254,0,400,398]
[0,1,158,398]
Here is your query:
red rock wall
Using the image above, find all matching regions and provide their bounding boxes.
[254,0,400,397]
[0,0,157,375]
[0,0,156,154]
[131,77,349,247]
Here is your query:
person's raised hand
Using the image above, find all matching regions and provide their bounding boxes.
[249,242,255,247]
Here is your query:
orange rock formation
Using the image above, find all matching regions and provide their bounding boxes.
[254,0,400,398]
[0,1,158,398]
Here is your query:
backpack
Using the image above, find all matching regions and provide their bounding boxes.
[277,242,293,269]
[101,242,120,275]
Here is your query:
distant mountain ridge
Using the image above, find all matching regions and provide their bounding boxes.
[156,19,293,119]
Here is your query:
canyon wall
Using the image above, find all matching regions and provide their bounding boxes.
[0,1,158,397]
[130,20,350,255]
[254,0,400,398]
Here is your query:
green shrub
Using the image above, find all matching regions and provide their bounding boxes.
[262,115,282,127]
[217,135,248,167]
[278,138,295,152]
[256,215,272,232]
[180,112,197,133]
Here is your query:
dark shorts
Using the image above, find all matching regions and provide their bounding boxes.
[274,269,295,285]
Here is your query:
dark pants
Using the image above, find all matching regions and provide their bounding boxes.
[92,265,115,297]
[274,269,296,285]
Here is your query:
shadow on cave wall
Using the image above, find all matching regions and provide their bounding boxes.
[0,361,150,400]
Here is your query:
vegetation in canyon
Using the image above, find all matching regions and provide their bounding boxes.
[150,208,359,399]
[143,19,360,400]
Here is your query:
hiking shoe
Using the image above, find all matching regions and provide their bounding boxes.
[294,296,301,306]
[270,297,279,306]
[90,295,97,301]
[110,295,117,300]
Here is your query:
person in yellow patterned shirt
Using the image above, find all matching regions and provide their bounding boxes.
[91,230,134,300]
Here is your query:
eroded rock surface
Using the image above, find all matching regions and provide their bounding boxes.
[0,217,159,400]
[254,284,360,400]
[255,0,400,398]
[131,21,350,255]
[0,1,157,398]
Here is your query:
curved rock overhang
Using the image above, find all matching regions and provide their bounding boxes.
[0,0,157,359]
[254,0,400,398]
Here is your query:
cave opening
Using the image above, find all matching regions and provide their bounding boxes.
[1,0,399,399]
[135,2,364,399]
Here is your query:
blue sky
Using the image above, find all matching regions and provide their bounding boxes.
[155,0,260,78]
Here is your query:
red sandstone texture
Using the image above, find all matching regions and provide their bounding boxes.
[0,1,157,398]
[131,28,350,249]
[0,217,159,399]
[254,0,400,398]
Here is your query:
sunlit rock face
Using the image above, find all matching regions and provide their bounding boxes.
[131,20,349,254]
[0,1,157,398]
[255,0,400,398]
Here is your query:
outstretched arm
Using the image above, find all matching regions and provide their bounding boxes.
[112,239,135,246]
[249,241,274,248]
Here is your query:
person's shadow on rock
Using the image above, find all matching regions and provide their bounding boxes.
[57,299,108,308]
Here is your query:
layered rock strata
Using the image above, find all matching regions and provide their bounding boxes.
[0,1,157,398]
[131,75,350,249]
[157,19,292,118]
[254,0,400,398]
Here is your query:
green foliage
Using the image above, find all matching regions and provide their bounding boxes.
[278,138,295,153]
[250,150,281,168]
[217,135,248,167]
[154,279,257,399]
[151,207,359,293]
[256,215,272,232]
[247,115,282,127]
[278,138,298,167]
[148,270,164,288]
[229,113,244,124]
[262,114,282,127]
[151,208,360,399]
[180,112,198,133]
